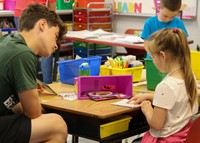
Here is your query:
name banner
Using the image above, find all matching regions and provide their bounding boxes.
[114,0,197,19]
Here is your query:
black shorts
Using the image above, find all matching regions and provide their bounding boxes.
[0,114,31,143]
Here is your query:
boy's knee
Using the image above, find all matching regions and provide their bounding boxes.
[49,113,68,137]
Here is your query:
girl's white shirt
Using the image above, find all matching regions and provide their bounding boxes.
[150,76,198,137]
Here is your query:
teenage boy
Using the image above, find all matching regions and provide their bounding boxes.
[141,0,188,57]
[0,3,68,143]
[14,0,57,84]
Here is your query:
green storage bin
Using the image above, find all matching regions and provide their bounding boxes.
[56,0,73,10]
[73,41,108,49]
[145,58,166,90]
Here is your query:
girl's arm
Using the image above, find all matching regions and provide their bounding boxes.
[141,100,167,130]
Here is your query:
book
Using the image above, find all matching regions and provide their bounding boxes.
[111,99,140,108]
[87,91,129,101]
[37,79,57,95]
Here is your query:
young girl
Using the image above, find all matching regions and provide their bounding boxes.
[128,28,198,142]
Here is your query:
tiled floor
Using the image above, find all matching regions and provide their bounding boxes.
[67,134,143,143]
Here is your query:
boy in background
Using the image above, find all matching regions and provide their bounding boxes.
[141,0,188,57]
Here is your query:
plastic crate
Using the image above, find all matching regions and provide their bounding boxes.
[76,0,104,8]
[145,58,166,90]
[57,56,102,84]
[100,65,144,82]
[191,50,200,79]
[100,116,132,138]
[75,75,132,99]
[56,0,73,10]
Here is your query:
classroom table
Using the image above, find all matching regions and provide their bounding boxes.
[39,82,151,143]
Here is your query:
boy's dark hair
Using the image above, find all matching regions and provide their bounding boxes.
[18,3,67,43]
[160,0,182,11]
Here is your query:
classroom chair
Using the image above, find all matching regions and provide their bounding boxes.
[186,115,200,143]
[153,0,185,20]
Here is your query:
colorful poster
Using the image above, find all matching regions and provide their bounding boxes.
[114,0,197,19]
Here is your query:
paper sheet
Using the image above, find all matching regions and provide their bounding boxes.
[111,99,140,108]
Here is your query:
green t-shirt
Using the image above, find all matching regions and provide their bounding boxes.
[0,34,38,116]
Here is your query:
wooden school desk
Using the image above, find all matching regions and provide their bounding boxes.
[39,82,150,143]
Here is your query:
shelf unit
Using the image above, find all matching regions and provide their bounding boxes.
[72,2,113,62]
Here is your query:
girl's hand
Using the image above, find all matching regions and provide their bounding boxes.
[140,100,153,116]
[127,93,153,105]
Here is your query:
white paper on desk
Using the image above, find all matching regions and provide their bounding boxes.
[66,29,113,39]
[113,35,144,44]
[111,99,140,108]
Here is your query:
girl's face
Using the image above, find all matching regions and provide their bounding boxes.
[148,43,166,73]
[151,53,165,73]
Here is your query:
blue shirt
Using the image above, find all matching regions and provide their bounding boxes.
[141,16,188,40]
[141,16,188,58]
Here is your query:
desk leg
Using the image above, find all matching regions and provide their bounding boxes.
[72,134,79,143]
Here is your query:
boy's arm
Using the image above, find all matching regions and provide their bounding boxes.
[18,89,42,119]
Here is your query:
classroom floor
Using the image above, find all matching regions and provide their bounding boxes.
[66,134,143,143]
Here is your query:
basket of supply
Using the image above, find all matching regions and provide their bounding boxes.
[190,50,200,80]
[100,55,144,82]
[145,58,166,90]
[57,56,101,84]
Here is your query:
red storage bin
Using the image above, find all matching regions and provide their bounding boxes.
[74,9,110,17]
[73,23,87,31]
[90,23,111,30]
[74,16,111,23]
[77,0,104,8]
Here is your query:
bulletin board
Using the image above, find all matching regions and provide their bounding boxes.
[114,0,198,19]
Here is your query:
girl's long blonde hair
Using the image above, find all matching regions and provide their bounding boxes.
[149,28,197,109]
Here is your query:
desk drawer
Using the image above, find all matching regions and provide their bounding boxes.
[74,16,111,23]
[100,116,132,138]
[73,23,87,31]
[74,47,111,57]
[90,23,111,30]
[74,41,108,49]
[74,9,110,17]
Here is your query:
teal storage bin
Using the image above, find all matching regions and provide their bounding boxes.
[57,56,102,84]
[56,0,73,10]
[145,58,166,90]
